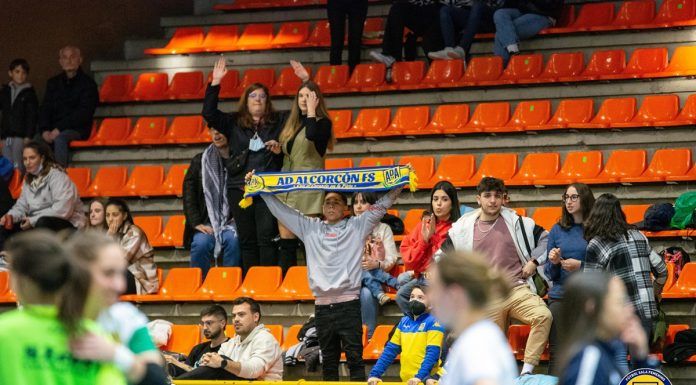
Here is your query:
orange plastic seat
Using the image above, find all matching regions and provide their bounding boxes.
[86,166,127,197]
[165,115,206,144]
[163,325,201,354]
[266,325,284,344]
[532,207,562,231]
[553,2,615,32]
[392,61,426,90]
[127,116,167,145]
[234,68,275,96]
[645,45,696,78]
[465,102,510,133]
[0,271,17,304]
[345,63,386,92]
[508,325,550,361]
[306,20,331,47]
[426,104,470,135]
[92,118,132,146]
[665,164,696,182]
[529,99,594,130]
[424,154,475,188]
[217,70,241,99]
[612,94,680,128]
[141,164,188,196]
[145,27,205,55]
[153,215,186,248]
[270,66,312,96]
[235,23,275,50]
[573,97,636,129]
[506,153,561,186]
[328,110,353,138]
[363,325,395,360]
[349,108,390,138]
[541,5,577,33]
[201,25,240,52]
[176,267,243,301]
[421,60,464,88]
[71,122,97,148]
[122,165,165,197]
[8,169,22,200]
[460,56,503,86]
[575,49,626,81]
[660,94,696,127]
[534,151,603,185]
[399,156,435,188]
[228,266,283,301]
[501,100,551,132]
[645,0,696,27]
[120,269,163,302]
[402,209,426,236]
[535,52,584,82]
[65,167,91,197]
[166,71,204,100]
[623,204,651,224]
[313,65,350,94]
[597,0,656,30]
[131,72,169,101]
[99,74,133,103]
[381,106,429,137]
[359,157,395,168]
[494,54,544,84]
[662,263,696,298]
[362,18,385,45]
[255,266,315,301]
[271,21,310,48]
[579,150,647,184]
[133,216,163,244]
[281,325,303,352]
[325,158,354,170]
[601,47,668,80]
[462,153,518,187]
[139,268,202,302]
[621,149,692,183]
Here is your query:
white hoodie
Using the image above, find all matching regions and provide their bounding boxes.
[218,324,283,381]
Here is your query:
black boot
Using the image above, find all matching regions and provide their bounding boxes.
[278,238,299,275]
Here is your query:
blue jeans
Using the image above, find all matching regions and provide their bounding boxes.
[190,230,241,278]
[493,9,553,64]
[360,286,379,339]
[440,2,495,59]
[362,269,400,299]
[395,274,427,316]
[41,129,82,167]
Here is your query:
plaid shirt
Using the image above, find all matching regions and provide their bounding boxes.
[584,229,667,322]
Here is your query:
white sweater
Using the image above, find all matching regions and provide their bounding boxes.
[218,324,283,381]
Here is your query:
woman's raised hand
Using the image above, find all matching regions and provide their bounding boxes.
[211,56,228,86]
[290,60,310,82]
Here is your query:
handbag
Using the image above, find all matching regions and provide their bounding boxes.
[519,215,549,297]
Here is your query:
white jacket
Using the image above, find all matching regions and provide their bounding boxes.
[434,207,550,294]
[218,324,283,381]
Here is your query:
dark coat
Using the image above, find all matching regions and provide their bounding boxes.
[0,84,38,139]
[38,67,98,139]
[182,153,207,249]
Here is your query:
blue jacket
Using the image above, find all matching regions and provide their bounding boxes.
[562,340,658,385]
[544,223,586,299]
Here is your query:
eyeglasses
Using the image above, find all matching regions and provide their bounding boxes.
[248,92,267,100]
[562,194,580,202]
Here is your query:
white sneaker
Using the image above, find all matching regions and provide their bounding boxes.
[448,46,466,59]
[428,47,454,60]
[369,51,396,67]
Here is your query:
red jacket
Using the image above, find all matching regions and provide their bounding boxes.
[400,219,452,276]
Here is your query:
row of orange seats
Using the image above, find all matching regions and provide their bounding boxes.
[213,0,381,11]
[71,116,210,147]
[133,216,186,248]
[166,0,696,53]
[328,148,696,191]
[332,94,696,138]
[100,45,696,103]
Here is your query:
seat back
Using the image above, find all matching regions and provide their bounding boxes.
[364,325,395,359]
[399,156,435,184]
[532,207,562,231]
[359,157,395,168]
[162,27,205,53]
[325,158,354,170]
[236,266,283,298]
[236,23,275,49]
[624,47,668,75]
[662,45,696,74]
[462,56,503,83]
[633,94,680,123]
[582,49,626,77]
[160,164,188,196]
[612,0,656,26]
[199,267,243,297]
[133,216,164,243]
[509,153,561,183]
[314,65,350,91]
[88,166,127,196]
[328,110,352,137]
[572,2,616,28]
[507,100,551,128]
[157,215,186,247]
[164,325,201,354]
[403,209,426,234]
[66,168,91,197]
[271,66,312,95]
[654,0,696,24]
[589,97,636,126]
[677,94,696,121]
[643,149,693,177]
[276,266,313,300]
[470,153,518,182]
[202,25,239,52]
[391,61,426,87]
[351,108,390,135]
[499,54,544,81]
[281,325,303,351]
[600,150,648,178]
[427,104,469,133]
[159,268,202,297]
[130,116,167,143]
[167,115,205,141]
[125,165,165,196]
[272,21,310,46]
[422,60,464,85]
[557,151,603,179]
[217,70,241,98]
[540,52,584,78]
[552,99,594,126]
[95,118,132,144]
[345,63,385,89]
[238,68,275,89]
[466,102,510,131]
[99,74,133,102]
[306,20,331,46]
[390,106,429,133]
[622,204,651,224]
[131,72,168,101]
[167,71,204,99]
[362,17,385,44]
[431,154,475,187]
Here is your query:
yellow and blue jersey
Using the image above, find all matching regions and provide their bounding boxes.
[369,312,445,381]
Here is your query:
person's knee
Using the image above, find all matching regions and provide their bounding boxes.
[530,306,553,327]
[493,9,510,25]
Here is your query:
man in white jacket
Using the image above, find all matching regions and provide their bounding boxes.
[177,297,283,380]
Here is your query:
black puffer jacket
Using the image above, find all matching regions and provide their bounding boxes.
[513,0,564,19]
[0,83,38,139]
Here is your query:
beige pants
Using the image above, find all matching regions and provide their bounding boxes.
[486,284,552,366]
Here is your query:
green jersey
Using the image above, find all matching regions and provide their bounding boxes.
[0,305,126,385]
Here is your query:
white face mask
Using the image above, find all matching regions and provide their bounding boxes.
[248,133,265,152]
[28,163,43,176]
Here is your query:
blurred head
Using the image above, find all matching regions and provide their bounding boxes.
[209,127,228,149]
[230,297,261,337]
[476,177,506,218]
[584,193,632,242]
[351,192,378,217]
[88,198,108,229]
[59,46,82,74]
[23,141,56,181]
[559,183,595,229]
[200,305,228,340]
[105,198,134,231]
[431,181,459,222]
[8,59,29,84]
[237,83,273,126]
[323,191,348,223]
[280,81,334,151]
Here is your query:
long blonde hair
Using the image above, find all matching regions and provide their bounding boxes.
[279,81,334,151]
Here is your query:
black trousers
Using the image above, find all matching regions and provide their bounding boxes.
[547,299,562,375]
[176,364,240,380]
[228,188,278,274]
[381,2,443,60]
[0,216,75,250]
[327,0,368,71]
[315,299,365,381]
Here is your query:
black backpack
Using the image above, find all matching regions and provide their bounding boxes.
[663,329,696,363]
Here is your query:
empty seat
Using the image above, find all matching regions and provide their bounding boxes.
[496,54,544,84]
[127,116,168,145]
[392,61,426,90]
[402,209,426,235]
[399,156,435,188]
[270,66,311,96]
[612,94,680,128]
[230,266,283,301]
[0,271,16,304]
[265,325,284,344]
[122,165,165,197]
[532,207,562,231]
[235,23,275,50]
[325,158,354,170]
[506,153,561,186]
[575,49,626,81]
[271,21,310,48]
[130,72,169,101]
[120,269,163,302]
[328,109,353,138]
[217,70,241,99]
[314,65,350,94]
[621,149,692,183]
[623,204,651,224]
[255,266,314,301]
[66,167,91,197]
[460,56,503,86]
[462,153,518,186]
[166,71,204,100]
[535,52,584,82]
[362,17,385,45]
[306,20,331,47]
[363,325,395,360]
[235,68,275,96]
[579,150,647,184]
[421,60,464,88]
[425,104,470,135]
[662,263,696,298]
[646,45,696,78]
[600,47,668,80]
[534,151,603,185]
[465,102,510,133]
[665,163,696,182]
[345,63,386,92]
[141,164,188,196]
[573,97,636,129]
[174,267,242,301]
[201,25,240,52]
[661,94,696,127]
[92,118,132,146]
[145,27,205,55]
[133,216,163,245]
[529,99,594,130]
[153,215,186,248]
[349,108,390,138]
[554,2,615,32]
[645,0,696,28]
[383,106,429,137]
[164,325,201,354]
[71,122,97,148]
[99,74,133,103]
[139,268,202,302]
[542,5,577,33]
[86,166,127,197]
[424,154,475,188]
[359,157,395,168]
[598,0,656,30]
[500,100,551,132]
[281,325,303,352]
[165,115,206,144]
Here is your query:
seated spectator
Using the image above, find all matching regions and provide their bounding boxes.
[0,141,86,249]
[367,286,445,385]
[183,125,240,279]
[86,197,108,231]
[398,181,460,315]
[166,305,230,377]
[428,0,500,62]
[558,272,660,383]
[177,297,283,381]
[1,59,38,171]
[326,0,368,72]
[105,198,159,295]
[492,0,564,65]
[38,46,98,167]
[370,1,444,69]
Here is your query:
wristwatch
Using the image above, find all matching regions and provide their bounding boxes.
[220,358,228,369]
